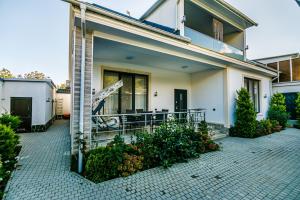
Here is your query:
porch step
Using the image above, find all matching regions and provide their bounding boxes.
[208,124,228,140]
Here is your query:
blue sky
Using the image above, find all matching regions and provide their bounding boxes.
[0,0,299,84]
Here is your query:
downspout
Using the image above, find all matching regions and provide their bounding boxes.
[78,2,86,174]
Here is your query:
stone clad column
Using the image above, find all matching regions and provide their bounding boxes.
[71,26,93,155]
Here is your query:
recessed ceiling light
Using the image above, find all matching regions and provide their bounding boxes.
[126,56,134,60]
[181,65,189,69]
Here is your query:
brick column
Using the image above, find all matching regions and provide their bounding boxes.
[71,27,93,155]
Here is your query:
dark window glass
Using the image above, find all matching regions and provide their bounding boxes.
[244,77,260,113]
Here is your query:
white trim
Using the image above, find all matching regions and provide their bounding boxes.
[79,11,276,76]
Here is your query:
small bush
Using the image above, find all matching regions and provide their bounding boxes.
[0,124,19,162]
[295,93,300,124]
[256,119,272,137]
[0,114,21,131]
[270,93,287,112]
[268,109,289,129]
[85,135,142,183]
[231,88,257,138]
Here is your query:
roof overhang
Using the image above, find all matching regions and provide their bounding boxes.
[64,0,275,77]
[140,0,258,29]
[254,53,300,64]
[2,78,56,89]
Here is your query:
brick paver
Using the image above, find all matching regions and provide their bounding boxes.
[4,120,300,199]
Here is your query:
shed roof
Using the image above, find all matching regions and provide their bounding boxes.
[1,78,56,89]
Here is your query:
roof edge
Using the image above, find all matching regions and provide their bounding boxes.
[2,78,56,89]
[140,0,165,20]
[254,53,300,61]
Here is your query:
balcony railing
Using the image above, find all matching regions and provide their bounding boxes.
[184,26,244,61]
[91,109,206,148]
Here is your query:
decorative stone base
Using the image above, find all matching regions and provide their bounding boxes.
[31,117,55,132]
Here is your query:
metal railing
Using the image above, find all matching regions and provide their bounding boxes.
[184,26,244,61]
[91,109,206,148]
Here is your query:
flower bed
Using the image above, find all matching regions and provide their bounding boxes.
[83,120,220,183]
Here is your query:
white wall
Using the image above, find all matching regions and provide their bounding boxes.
[44,84,55,123]
[1,81,54,125]
[93,62,192,112]
[56,93,71,115]
[146,0,177,29]
[191,69,225,124]
[227,67,272,125]
[272,83,300,94]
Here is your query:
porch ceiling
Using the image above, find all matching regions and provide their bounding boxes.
[93,37,218,73]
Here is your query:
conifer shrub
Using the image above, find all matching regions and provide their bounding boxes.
[268,93,289,128]
[230,88,257,138]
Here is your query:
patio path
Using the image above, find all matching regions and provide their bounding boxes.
[4,120,300,200]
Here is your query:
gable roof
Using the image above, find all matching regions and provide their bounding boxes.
[140,0,258,28]
[90,3,179,35]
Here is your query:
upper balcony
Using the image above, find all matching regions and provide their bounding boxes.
[183,0,246,61]
[184,26,244,60]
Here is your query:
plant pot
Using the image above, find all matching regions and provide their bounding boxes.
[273,125,282,132]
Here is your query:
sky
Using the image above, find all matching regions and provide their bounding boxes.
[0,0,299,84]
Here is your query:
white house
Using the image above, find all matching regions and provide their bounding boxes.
[255,53,300,119]
[0,78,56,132]
[64,0,277,158]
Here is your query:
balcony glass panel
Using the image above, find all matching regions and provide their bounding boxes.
[184,26,244,61]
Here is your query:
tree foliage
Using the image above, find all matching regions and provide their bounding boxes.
[23,71,46,80]
[295,93,300,121]
[231,88,257,138]
[270,93,286,112]
[0,68,14,78]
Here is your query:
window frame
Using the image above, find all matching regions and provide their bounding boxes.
[103,70,149,114]
[244,77,261,113]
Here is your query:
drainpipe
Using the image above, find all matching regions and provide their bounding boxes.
[78,3,86,174]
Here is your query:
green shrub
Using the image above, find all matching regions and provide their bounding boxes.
[295,93,300,123]
[268,109,289,129]
[85,135,142,183]
[0,114,21,131]
[256,119,272,137]
[0,124,19,162]
[270,93,287,112]
[231,88,257,138]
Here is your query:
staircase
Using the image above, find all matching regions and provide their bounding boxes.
[207,123,228,140]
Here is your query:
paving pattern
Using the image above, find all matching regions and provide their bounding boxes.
[4,120,300,200]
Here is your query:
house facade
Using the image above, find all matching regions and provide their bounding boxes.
[65,0,277,157]
[255,53,300,119]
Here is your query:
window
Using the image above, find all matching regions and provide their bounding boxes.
[244,77,260,112]
[213,18,223,41]
[103,70,148,114]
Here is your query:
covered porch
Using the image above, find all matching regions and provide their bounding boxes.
[91,36,228,147]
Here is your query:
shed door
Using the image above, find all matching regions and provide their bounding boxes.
[10,97,32,132]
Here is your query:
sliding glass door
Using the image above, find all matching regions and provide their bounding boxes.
[103,70,148,114]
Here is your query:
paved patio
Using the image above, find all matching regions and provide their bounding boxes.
[4,120,300,200]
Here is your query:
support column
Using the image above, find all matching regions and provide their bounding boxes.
[277,62,280,83]
[223,68,230,129]
[71,28,93,156]
[290,58,293,82]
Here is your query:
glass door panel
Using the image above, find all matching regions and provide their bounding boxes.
[121,74,133,113]
[103,71,119,114]
[135,75,147,111]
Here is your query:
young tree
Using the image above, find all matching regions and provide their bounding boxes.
[269,93,286,112]
[233,88,257,138]
[0,68,14,78]
[24,71,46,80]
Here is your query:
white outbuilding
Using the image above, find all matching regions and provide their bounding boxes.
[0,78,56,132]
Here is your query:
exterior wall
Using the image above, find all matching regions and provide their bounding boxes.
[70,27,93,154]
[191,69,225,125]
[93,62,192,112]
[227,67,272,125]
[146,0,178,29]
[56,93,71,115]
[1,81,53,125]
[272,83,300,94]
[44,84,55,123]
